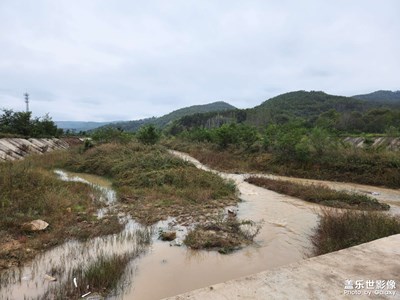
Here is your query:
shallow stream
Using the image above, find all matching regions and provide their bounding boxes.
[1,152,399,300]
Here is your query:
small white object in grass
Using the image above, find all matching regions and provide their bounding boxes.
[81,291,91,298]
[44,274,57,281]
[371,192,380,196]
[73,277,78,287]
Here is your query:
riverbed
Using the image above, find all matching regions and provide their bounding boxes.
[1,151,399,300]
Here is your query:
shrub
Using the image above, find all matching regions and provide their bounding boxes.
[245,177,389,211]
[311,209,400,255]
[137,124,161,145]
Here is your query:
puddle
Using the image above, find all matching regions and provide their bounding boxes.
[0,171,153,300]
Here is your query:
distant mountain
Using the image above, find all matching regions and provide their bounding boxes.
[171,90,400,130]
[55,121,113,132]
[256,90,364,115]
[352,90,400,103]
[242,90,380,127]
[104,101,236,132]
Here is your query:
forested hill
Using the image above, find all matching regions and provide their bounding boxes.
[352,90,400,103]
[103,101,236,132]
[257,91,364,113]
[246,91,367,125]
[169,90,400,134]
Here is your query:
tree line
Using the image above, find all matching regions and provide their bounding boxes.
[0,109,62,138]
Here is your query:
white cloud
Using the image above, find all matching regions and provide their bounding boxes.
[0,0,399,121]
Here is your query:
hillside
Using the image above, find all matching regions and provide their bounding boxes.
[55,121,113,132]
[173,91,373,128]
[353,90,400,103]
[256,91,364,114]
[246,91,368,126]
[104,101,236,132]
[170,90,400,133]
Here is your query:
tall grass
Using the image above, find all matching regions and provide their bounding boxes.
[63,142,238,224]
[0,153,123,269]
[311,209,400,255]
[0,159,93,232]
[246,177,390,211]
[164,138,400,188]
[41,227,153,299]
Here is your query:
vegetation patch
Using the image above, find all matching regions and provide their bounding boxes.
[165,136,400,188]
[184,215,262,254]
[64,142,238,225]
[42,227,152,299]
[245,176,390,211]
[0,156,123,270]
[41,254,131,299]
[311,209,400,255]
[159,231,176,241]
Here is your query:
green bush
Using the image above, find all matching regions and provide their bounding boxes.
[137,124,161,145]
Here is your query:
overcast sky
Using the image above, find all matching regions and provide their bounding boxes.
[0,1,399,121]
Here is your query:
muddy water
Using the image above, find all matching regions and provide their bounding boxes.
[2,153,398,300]
[124,152,320,299]
[0,171,152,300]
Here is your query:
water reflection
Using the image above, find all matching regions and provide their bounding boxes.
[0,171,153,300]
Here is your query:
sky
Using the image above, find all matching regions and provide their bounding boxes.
[0,0,399,122]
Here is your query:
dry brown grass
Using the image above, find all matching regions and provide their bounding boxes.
[164,138,400,188]
[246,176,390,210]
[184,215,262,254]
[311,209,400,255]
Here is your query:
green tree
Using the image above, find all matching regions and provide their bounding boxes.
[237,124,259,149]
[137,124,161,145]
[213,123,239,148]
[91,127,132,144]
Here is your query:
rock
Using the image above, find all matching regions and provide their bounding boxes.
[227,208,237,217]
[44,274,57,281]
[170,238,183,247]
[159,231,176,241]
[21,220,49,232]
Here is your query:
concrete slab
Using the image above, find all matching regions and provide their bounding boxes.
[165,234,400,300]
[0,138,69,161]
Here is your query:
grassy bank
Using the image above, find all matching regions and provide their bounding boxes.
[0,154,123,270]
[164,138,400,188]
[311,209,400,255]
[245,177,390,211]
[63,142,238,225]
[184,215,262,254]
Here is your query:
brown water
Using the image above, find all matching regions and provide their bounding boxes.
[0,171,153,300]
[125,152,319,299]
[1,153,399,300]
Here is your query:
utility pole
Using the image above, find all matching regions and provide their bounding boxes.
[24,92,29,112]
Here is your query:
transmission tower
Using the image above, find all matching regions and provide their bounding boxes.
[24,92,29,112]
